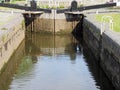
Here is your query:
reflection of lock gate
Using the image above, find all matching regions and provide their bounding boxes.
[101,16,113,35]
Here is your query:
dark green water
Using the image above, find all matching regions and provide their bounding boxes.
[0,33,115,90]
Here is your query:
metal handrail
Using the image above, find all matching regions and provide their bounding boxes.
[101,15,113,35]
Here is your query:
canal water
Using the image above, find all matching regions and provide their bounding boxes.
[0,33,115,90]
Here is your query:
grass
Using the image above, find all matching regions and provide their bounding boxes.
[38,4,66,9]
[96,14,120,32]
[38,5,50,9]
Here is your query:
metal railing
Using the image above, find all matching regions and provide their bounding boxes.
[101,15,113,35]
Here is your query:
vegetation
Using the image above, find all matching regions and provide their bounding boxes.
[38,5,50,9]
[1,27,7,30]
[1,35,6,42]
[0,0,2,3]
[96,14,120,32]
[10,0,26,4]
[21,19,25,29]
[15,56,34,77]
[38,4,66,9]
[59,5,65,9]
[79,4,84,7]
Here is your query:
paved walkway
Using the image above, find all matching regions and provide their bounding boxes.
[0,11,23,37]
[0,12,16,26]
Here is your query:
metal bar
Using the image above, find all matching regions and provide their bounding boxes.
[37,8,51,13]
[56,8,70,13]
[0,3,52,13]
[0,3,116,13]
[0,3,30,10]
[78,3,116,11]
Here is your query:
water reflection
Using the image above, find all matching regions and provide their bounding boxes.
[0,33,115,90]
[83,43,115,90]
[0,41,25,90]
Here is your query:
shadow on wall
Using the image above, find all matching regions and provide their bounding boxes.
[64,13,84,40]
[0,41,25,90]
[83,42,116,90]
[65,14,84,41]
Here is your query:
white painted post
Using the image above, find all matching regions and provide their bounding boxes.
[96,10,98,14]
[110,19,113,30]
[11,10,13,14]
[101,16,113,35]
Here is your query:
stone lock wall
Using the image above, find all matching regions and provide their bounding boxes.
[0,15,25,71]
[83,16,120,89]
[101,31,120,89]
[83,18,101,59]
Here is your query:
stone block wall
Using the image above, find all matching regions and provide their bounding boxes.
[83,16,120,89]
[83,18,101,59]
[101,31,120,89]
[0,15,25,71]
[0,40,25,90]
